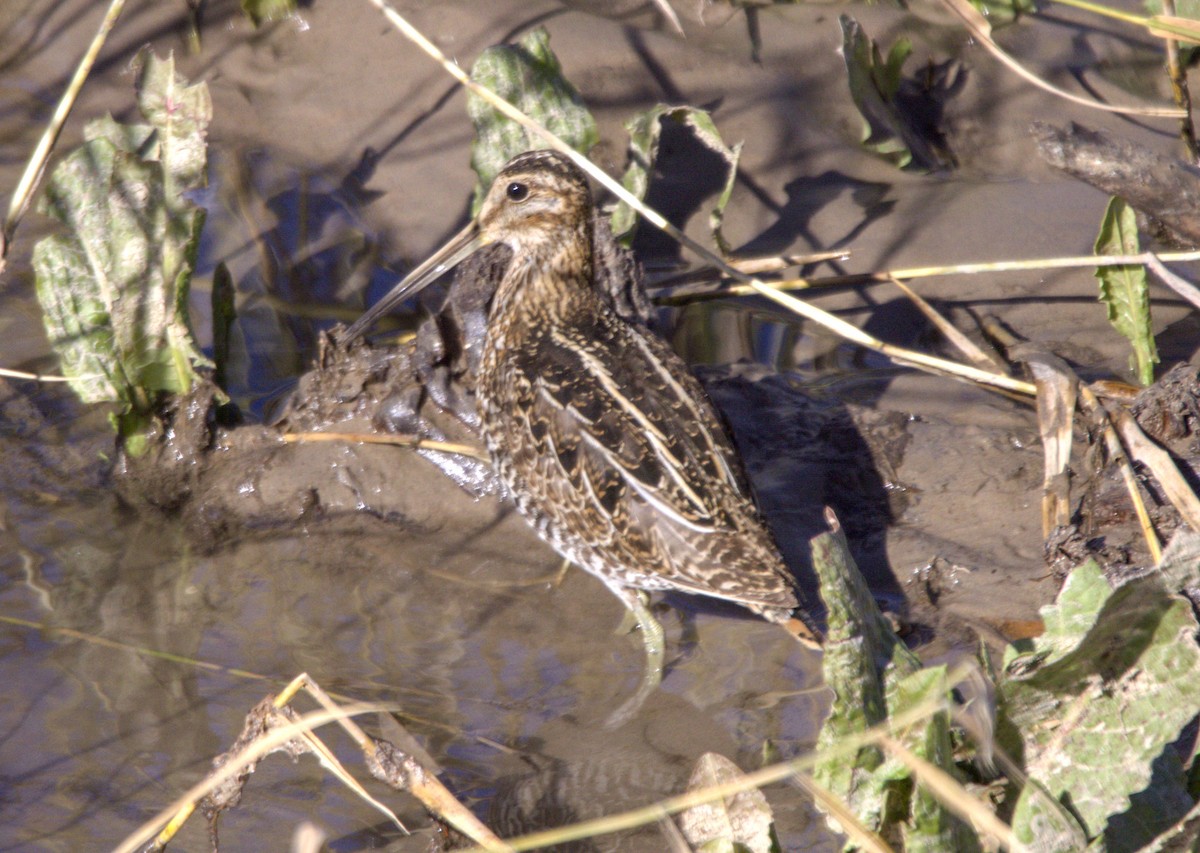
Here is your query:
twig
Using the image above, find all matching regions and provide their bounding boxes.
[113,703,388,853]
[1160,0,1198,161]
[1145,254,1200,311]
[280,430,490,463]
[938,0,1186,117]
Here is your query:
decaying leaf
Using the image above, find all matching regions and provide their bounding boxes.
[32,50,214,451]
[676,753,776,853]
[467,28,598,212]
[611,105,741,247]
[1002,553,1200,850]
[1094,196,1158,386]
[1010,347,1078,536]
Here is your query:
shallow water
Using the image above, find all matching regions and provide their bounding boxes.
[0,0,1196,850]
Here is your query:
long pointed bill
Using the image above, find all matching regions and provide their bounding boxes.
[340,219,484,343]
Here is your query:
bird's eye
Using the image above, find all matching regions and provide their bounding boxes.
[506,182,529,202]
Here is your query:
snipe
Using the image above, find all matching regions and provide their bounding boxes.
[343,150,822,721]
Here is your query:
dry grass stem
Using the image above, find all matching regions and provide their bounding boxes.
[657,813,695,853]
[280,430,490,462]
[878,736,1027,852]
[291,822,327,853]
[1112,407,1200,530]
[1079,385,1164,562]
[887,275,1006,371]
[122,674,512,853]
[650,0,684,35]
[1148,13,1200,46]
[266,677,411,836]
[0,367,80,382]
[272,675,509,850]
[363,0,1037,399]
[114,703,386,853]
[460,690,959,852]
[1,0,129,273]
[790,772,893,852]
[665,248,1200,302]
[938,0,1187,117]
[726,249,851,273]
[1052,0,1200,46]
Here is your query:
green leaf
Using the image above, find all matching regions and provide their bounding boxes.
[697,841,755,853]
[241,0,297,26]
[891,666,978,853]
[677,753,777,853]
[32,50,214,444]
[1145,0,1200,19]
[811,523,978,851]
[211,262,236,393]
[841,16,914,169]
[1094,196,1158,385]
[612,105,740,246]
[1003,558,1200,848]
[966,0,1035,27]
[840,16,952,171]
[467,28,598,213]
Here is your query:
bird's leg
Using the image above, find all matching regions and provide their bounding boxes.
[604,590,666,729]
[613,604,639,636]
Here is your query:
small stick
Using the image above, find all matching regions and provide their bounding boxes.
[1145,254,1200,311]
[1079,385,1163,563]
[280,430,490,462]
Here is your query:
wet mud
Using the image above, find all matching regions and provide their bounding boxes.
[2,0,1199,849]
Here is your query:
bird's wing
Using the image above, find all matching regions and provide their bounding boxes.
[495,317,797,613]
[528,320,752,534]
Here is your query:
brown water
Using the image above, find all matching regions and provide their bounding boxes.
[0,0,1195,850]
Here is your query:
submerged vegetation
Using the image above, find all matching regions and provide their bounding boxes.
[5,0,1200,850]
